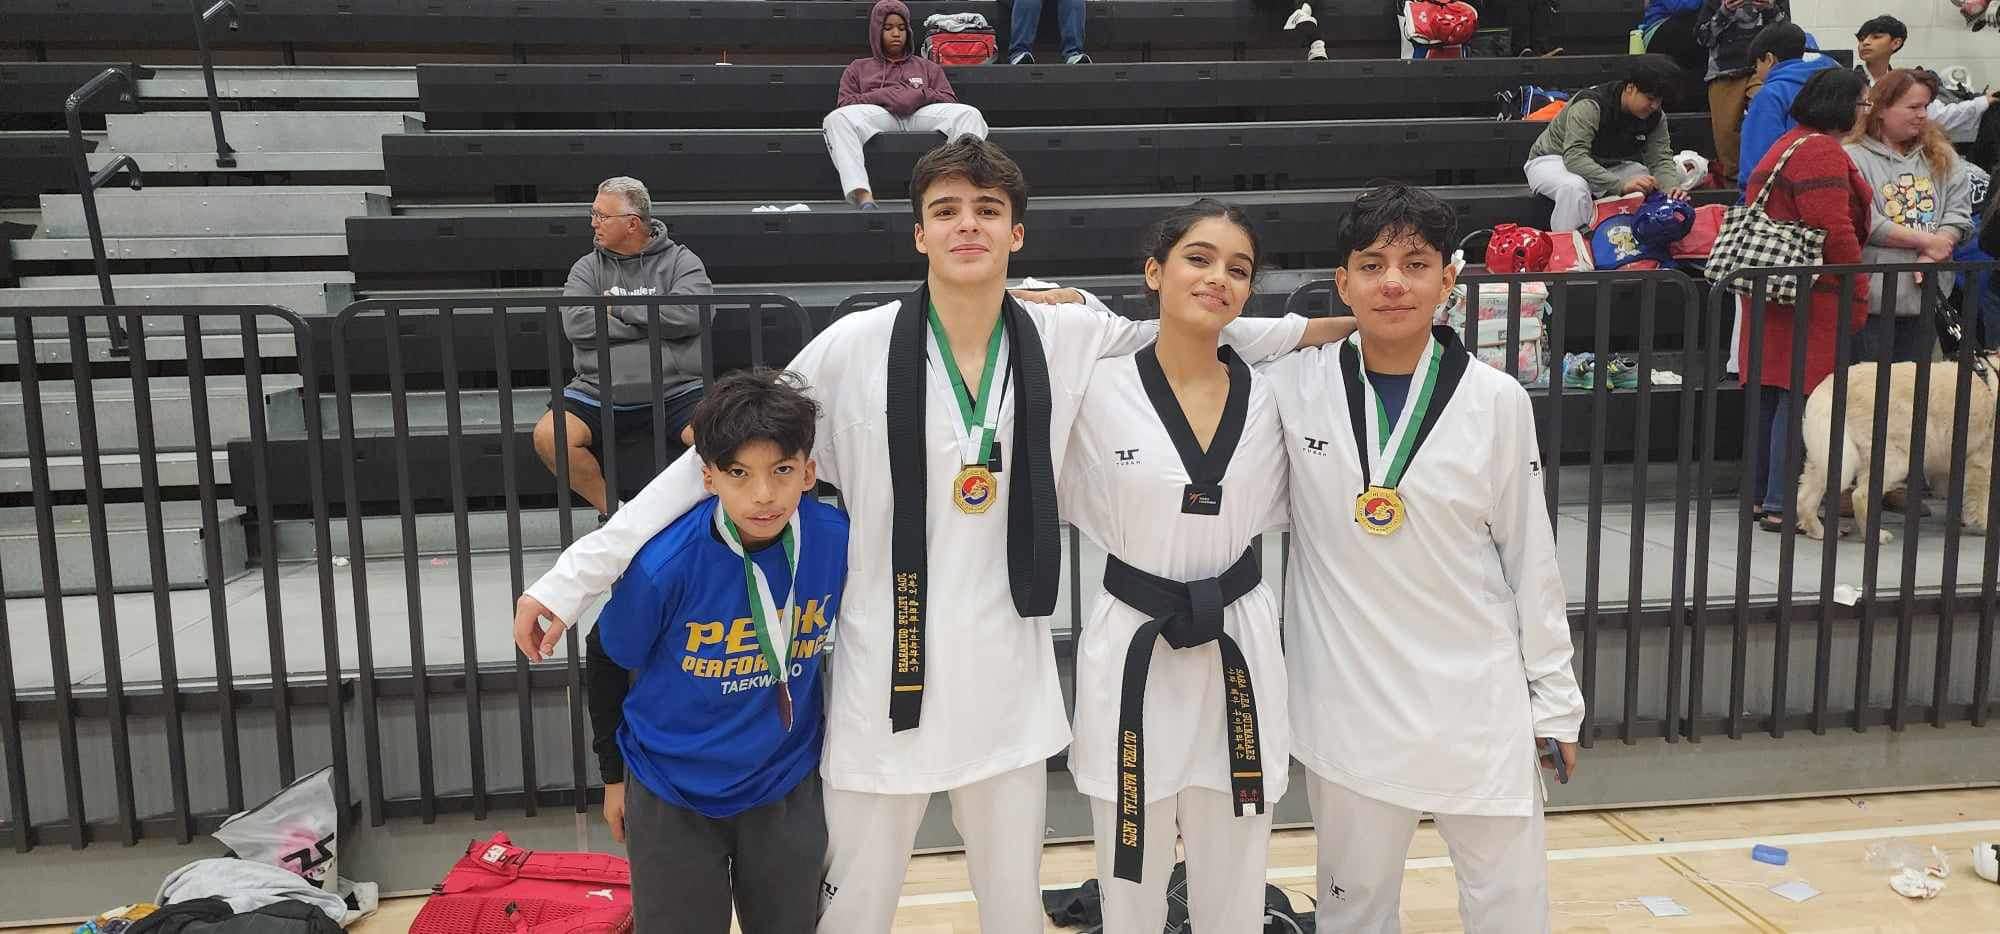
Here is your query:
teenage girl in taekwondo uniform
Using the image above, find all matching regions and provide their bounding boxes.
[1061,199,1357,933]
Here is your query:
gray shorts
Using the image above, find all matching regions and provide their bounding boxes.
[626,771,826,934]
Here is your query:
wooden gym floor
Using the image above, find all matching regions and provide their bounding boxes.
[18,788,2000,932]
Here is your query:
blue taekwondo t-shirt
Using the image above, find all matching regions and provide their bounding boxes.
[594,495,849,818]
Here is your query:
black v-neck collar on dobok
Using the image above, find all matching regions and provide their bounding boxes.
[1135,343,1253,488]
[1339,325,1471,489]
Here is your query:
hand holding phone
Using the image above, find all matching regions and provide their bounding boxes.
[1540,737,1571,784]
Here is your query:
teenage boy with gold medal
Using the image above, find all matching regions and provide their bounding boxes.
[1260,183,1586,933]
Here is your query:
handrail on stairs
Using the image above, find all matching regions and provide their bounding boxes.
[192,0,240,169]
[65,67,144,357]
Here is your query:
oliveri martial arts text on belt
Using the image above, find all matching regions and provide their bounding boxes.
[884,286,1059,733]
[1102,344,1266,884]
[1341,327,1469,536]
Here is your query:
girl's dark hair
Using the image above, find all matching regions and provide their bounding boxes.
[1331,182,1458,266]
[1140,198,1261,290]
[1788,67,1868,134]
[690,368,821,467]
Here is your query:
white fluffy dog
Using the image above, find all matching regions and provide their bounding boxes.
[1794,355,1999,542]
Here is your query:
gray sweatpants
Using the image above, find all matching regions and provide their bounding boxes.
[627,772,827,934]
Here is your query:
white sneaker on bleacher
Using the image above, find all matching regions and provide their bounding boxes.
[1009,51,1036,65]
[1308,40,1327,60]
[1284,3,1316,30]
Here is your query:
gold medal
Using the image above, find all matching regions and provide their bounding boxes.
[954,464,998,515]
[1354,486,1406,535]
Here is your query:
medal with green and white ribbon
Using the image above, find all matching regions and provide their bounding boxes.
[927,302,1008,515]
[714,507,803,731]
[1352,333,1443,536]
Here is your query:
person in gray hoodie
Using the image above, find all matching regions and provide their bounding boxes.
[822,0,989,208]
[1843,68,1974,365]
[533,176,714,518]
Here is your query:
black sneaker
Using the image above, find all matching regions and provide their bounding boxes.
[1008,51,1036,65]
[1065,53,1092,64]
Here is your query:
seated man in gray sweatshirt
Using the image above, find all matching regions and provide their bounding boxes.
[533,176,715,521]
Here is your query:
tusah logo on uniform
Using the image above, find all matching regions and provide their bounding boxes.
[1530,458,1542,478]
[1304,437,1328,455]
[1115,448,1140,464]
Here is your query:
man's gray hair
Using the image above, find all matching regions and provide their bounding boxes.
[597,176,652,222]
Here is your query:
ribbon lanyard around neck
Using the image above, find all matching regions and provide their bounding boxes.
[926,301,1009,467]
[1353,333,1443,490]
[714,508,802,685]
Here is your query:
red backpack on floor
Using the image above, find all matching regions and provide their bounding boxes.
[408,832,633,934]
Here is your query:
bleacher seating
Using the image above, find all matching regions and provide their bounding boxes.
[0,131,84,209]
[3,0,1639,63]
[0,62,148,129]
[384,115,1716,202]
[347,186,1740,289]
[415,56,1691,129]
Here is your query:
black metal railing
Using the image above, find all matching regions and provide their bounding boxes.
[191,0,240,169]
[63,67,144,356]
[0,306,340,850]
[3,267,1998,850]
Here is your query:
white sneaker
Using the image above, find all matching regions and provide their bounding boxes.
[1975,842,2000,883]
[1284,3,1316,29]
[1307,39,1328,60]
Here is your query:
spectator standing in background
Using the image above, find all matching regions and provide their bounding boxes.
[1737,69,1874,533]
[1736,22,1838,192]
[823,0,989,209]
[1006,0,1088,64]
[1642,0,1708,76]
[1696,0,1790,189]
[1854,14,1999,143]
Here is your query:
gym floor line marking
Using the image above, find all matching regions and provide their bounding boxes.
[1599,811,1782,934]
[891,817,2000,909]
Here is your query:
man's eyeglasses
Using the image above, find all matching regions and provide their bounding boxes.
[590,210,640,223]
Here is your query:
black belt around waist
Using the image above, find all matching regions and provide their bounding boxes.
[1101,547,1266,884]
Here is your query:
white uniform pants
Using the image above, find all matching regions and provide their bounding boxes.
[1305,773,1550,934]
[1522,154,1650,232]
[817,761,1046,934]
[1086,788,1274,934]
[821,102,991,199]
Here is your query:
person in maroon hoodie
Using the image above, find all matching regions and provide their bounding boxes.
[822,0,990,209]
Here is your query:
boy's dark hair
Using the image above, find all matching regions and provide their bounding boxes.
[909,135,1029,223]
[1789,67,1869,134]
[1748,23,1808,65]
[1141,197,1261,288]
[1625,54,1682,100]
[690,368,821,467]
[1331,183,1458,266]
[1855,15,1906,42]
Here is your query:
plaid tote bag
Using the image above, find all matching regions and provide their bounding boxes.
[1705,133,1828,304]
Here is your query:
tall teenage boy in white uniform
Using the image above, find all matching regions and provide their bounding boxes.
[512,137,1348,933]
[1261,183,1586,933]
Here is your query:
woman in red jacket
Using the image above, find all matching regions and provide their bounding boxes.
[1739,68,1874,533]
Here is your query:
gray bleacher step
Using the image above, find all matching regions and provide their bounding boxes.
[88,151,386,173]
[267,385,547,436]
[0,375,303,457]
[8,234,350,262]
[102,111,419,155]
[273,506,606,560]
[137,65,417,101]
[0,502,249,597]
[0,452,231,495]
[38,186,390,238]
[0,333,299,366]
[0,279,352,318]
